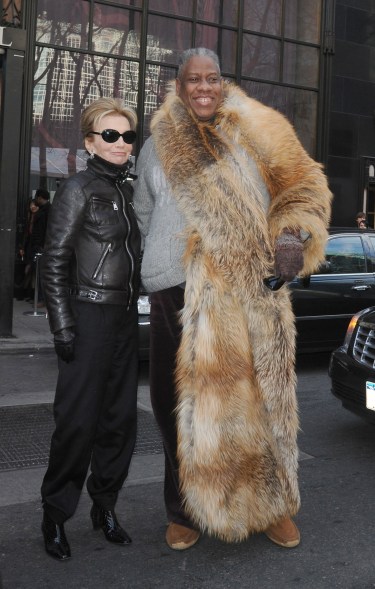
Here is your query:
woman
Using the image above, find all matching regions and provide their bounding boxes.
[41,97,141,561]
[134,48,331,550]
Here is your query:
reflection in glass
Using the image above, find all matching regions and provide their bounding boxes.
[147,15,192,64]
[194,26,236,75]
[196,0,239,27]
[2,0,22,26]
[148,0,192,17]
[92,4,141,57]
[242,80,317,155]
[221,29,237,75]
[323,237,366,274]
[285,0,321,44]
[283,43,319,88]
[36,0,89,49]
[142,65,176,142]
[242,34,280,82]
[30,0,325,195]
[106,0,142,6]
[196,24,218,54]
[33,48,139,178]
[243,0,281,36]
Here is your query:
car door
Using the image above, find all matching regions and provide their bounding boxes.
[290,233,375,351]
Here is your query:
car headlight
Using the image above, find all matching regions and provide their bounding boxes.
[137,294,151,315]
[342,307,373,350]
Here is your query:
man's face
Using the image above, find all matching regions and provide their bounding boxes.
[176,56,223,121]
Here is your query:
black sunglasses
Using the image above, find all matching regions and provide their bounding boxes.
[88,129,137,144]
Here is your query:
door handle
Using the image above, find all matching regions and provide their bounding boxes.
[351,285,371,291]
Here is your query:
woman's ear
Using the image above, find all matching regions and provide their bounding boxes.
[84,137,93,153]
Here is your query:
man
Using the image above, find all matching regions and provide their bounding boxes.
[134,48,332,550]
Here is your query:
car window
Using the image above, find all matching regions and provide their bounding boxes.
[317,236,366,274]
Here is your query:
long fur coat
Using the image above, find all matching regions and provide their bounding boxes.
[150,82,332,542]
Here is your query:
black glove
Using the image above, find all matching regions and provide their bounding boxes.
[274,229,304,282]
[54,327,75,363]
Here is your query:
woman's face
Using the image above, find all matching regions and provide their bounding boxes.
[30,202,39,213]
[176,55,223,121]
[85,113,133,165]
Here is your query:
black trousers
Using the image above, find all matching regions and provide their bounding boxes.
[150,286,194,529]
[41,300,139,525]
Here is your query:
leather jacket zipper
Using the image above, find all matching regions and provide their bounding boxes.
[115,185,135,307]
[92,242,112,279]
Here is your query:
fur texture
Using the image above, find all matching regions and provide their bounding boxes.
[151,83,332,542]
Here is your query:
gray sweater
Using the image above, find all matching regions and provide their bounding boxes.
[133,137,187,292]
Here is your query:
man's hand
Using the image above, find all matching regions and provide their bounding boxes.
[274,229,304,282]
[54,327,75,363]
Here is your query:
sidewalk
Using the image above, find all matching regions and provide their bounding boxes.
[0,298,53,354]
[0,299,163,508]
[1,301,374,588]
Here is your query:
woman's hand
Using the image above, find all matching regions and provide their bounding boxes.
[54,327,75,363]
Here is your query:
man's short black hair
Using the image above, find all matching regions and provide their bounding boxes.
[35,188,50,200]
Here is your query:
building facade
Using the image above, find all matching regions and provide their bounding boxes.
[0,0,374,335]
[327,0,375,227]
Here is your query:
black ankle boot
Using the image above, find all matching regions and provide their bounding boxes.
[41,512,71,561]
[90,504,131,545]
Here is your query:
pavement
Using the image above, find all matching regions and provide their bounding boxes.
[0,298,54,355]
[1,299,375,588]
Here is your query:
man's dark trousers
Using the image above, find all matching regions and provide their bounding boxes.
[150,286,195,530]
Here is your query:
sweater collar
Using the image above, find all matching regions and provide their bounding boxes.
[86,154,136,185]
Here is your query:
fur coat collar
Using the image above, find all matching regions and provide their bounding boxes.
[151,83,331,541]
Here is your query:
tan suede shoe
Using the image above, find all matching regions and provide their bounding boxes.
[165,522,200,550]
[265,517,300,548]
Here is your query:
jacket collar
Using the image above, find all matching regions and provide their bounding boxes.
[87,154,136,185]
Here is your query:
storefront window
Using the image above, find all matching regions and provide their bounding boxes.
[242,80,318,155]
[283,42,320,88]
[242,34,281,82]
[148,0,192,18]
[147,15,192,63]
[32,48,139,182]
[243,0,282,36]
[36,0,90,49]
[284,0,322,44]
[143,64,176,140]
[196,0,239,27]
[92,4,141,57]
[30,0,325,190]
[1,0,22,26]
[106,0,142,6]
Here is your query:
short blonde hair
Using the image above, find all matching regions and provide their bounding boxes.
[81,97,137,137]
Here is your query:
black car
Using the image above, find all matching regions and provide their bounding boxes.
[138,227,375,357]
[291,227,375,352]
[329,306,375,423]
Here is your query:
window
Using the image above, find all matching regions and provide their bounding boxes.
[319,236,367,274]
[31,0,325,189]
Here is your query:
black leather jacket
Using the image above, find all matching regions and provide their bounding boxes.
[42,155,141,334]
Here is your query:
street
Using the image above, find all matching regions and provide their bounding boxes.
[1,352,375,588]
